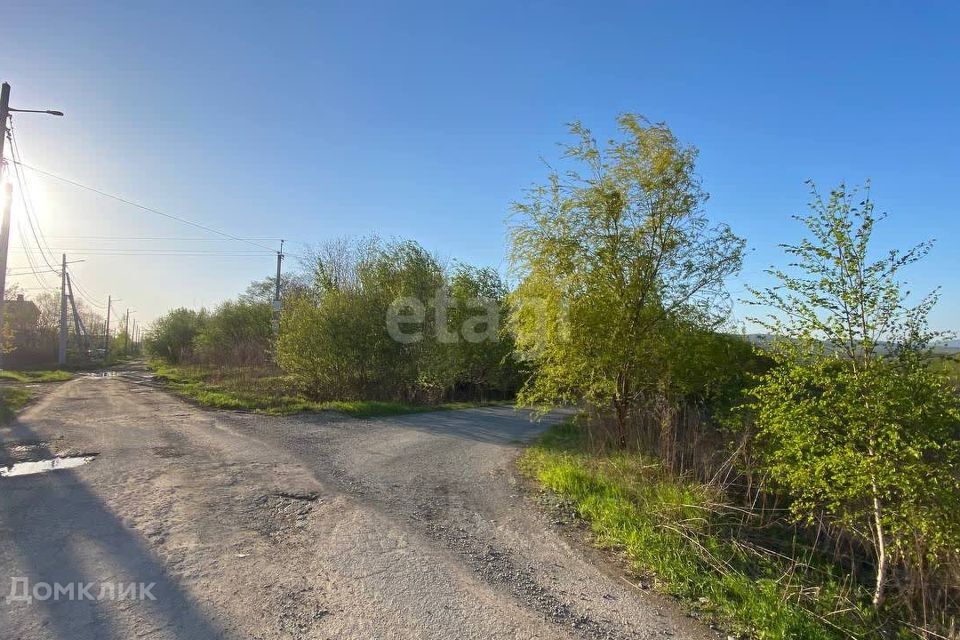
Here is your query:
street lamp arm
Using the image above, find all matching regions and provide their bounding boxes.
[9,108,64,116]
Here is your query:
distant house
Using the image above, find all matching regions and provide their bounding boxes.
[6,294,41,349]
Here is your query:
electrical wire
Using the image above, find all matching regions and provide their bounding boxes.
[13,216,52,289]
[10,126,116,313]
[13,159,278,252]
[6,267,59,276]
[4,123,59,292]
[6,249,273,257]
[8,126,59,270]
[44,234,282,242]
[65,269,106,309]
[6,137,286,317]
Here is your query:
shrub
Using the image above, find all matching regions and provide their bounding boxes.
[144,308,207,364]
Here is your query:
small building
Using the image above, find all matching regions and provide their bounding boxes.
[6,294,41,341]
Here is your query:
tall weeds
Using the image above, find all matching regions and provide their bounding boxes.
[571,398,960,638]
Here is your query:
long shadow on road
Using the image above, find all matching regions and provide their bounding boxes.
[0,419,227,640]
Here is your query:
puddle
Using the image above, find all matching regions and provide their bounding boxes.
[0,456,96,477]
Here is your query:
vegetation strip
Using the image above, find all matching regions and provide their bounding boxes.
[0,370,73,424]
[149,363,507,418]
[521,420,879,639]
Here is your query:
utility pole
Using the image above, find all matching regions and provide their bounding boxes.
[272,239,284,334]
[275,239,284,302]
[0,183,11,366]
[103,295,111,356]
[58,254,67,365]
[0,82,10,174]
[124,308,130,355]
[0,85,11,367]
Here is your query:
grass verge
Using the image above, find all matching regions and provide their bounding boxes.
[0,369,74,383]
[519,419,875,640]
[0,369,72,424]
[0,386,36,424]
[149,362,508,418]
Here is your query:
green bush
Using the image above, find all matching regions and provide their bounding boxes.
[278,238,521,402]
[748,182,960,625]
[194,300,273,366]
[144,307,207,364]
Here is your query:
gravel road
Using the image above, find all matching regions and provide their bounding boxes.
[0,369,715,639]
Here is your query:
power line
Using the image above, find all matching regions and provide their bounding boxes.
[8,126,59,270]
[4,124,60,291]
[68,278,106,310]
[65,268,106,309]
[13,160,277,252]
[7,249,273,256]
[12,216,52,289]
[5,149,53,290]
[7,267,58,276]
[44,234,281,241]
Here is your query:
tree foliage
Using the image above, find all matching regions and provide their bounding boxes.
[748,182,960,611]
[277,238,520,402]
[508,114,745,444]
[144,307,207,364]
[194,300,273,366]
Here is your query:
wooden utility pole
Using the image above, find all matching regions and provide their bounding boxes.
[274,239,284,302]
[0,84,11,366]
[103,295,111,356]
[0,83,10,167]
[124,308,130,355]
[58,254,67,365]
[272,240,284,334]
[0,183,11,365]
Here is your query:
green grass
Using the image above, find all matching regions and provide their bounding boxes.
[0,386,36,424]
[0,369,72,424]
[0,369,73,383]
[520,420,876,639]
[149,362,507,418]
[931,353,960,388]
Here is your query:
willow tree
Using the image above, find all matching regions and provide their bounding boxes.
[508,114,744,446]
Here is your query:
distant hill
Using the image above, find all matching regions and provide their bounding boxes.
[736,333,960,355]
[934,339,960,355]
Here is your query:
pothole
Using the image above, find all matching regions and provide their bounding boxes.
[152,446,184,458]
[0,455,96,477]
[245,492,320,540]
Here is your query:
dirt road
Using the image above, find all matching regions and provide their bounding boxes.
[0,370,713,639]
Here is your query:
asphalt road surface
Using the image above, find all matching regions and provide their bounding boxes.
[0,369,714,639]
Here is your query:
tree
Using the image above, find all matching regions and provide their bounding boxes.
[195,300,273,366]
[33,291,61,334]
[431,264,521,399]
[748,182,960,609]
[278,238,447,401]
[508,114,744,446]
[241,273,311,305]
[144,307,207,364]
[278,237,521,403]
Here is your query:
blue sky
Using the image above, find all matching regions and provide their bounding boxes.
[2,1,958,330]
